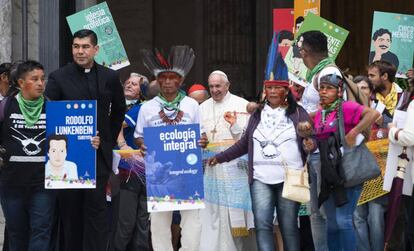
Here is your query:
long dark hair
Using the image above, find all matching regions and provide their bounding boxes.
[257,88,298,117]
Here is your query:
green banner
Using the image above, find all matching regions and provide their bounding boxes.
[370,11,414,78]
[285,13,349,86]
[66,2,130,70]
[296,12,349,59]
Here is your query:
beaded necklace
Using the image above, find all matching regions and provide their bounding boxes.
[318,99,340,133]
[159,108,184,125]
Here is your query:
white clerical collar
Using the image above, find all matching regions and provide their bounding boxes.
[84,68,91,73]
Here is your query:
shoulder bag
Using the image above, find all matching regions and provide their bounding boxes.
[337,102,381,187]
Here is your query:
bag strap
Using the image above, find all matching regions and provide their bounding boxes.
[337,99,349,149]
[301,162,308,185]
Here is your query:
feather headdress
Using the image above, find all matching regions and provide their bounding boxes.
[141,45,195,78]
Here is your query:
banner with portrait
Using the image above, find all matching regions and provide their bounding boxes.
[369,11,414,78]
[273,8,294,58]
[144,124,204,212]
[293,0,320,33]
[45,100,97,189]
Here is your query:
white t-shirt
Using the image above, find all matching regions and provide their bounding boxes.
[252,105,303,184]
[45,160,79,180]
[134,96,200,138]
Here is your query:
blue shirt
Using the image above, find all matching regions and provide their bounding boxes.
[124,103,141,149]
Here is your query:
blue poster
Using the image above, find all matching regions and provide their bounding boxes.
[45,101,97,189]
[144,124,204,212]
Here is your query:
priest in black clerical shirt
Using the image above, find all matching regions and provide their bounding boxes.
[45,29,125,251]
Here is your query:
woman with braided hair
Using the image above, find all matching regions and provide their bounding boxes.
[303,71,380,250]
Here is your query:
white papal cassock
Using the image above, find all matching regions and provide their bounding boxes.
[199,92,257,251]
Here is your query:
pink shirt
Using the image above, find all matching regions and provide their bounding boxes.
[314,101,364,140]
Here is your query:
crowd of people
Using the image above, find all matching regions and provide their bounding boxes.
[0,27,414,251]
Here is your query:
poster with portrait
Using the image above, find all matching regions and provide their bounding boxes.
[284,13,349,87]
[273,8,294,58]
[144,124,204,212]
[66,1,130,70]
[293,0,320,33]
[45,101,97,189]
[369,11,414,78]
[273,8,294,32]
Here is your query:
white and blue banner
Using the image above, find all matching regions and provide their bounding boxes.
[45,100,97,189]
[144,124,204,212]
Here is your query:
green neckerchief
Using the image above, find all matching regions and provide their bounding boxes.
[306,57,335,82]
[17,92,44,127]
[321,99,340,124]
[157,90,186,111]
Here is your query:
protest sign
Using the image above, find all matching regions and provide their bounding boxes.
[273,8,294,33]
[45,100,97,189]
[66,1,130,70]
[369,11,414,78]
[273,8,294,58]
[293,0,320,33]
[144,124,204,212]
[284,13,349,87]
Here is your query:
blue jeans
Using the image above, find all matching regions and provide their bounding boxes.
[323,185,362,251]
[308,153,329,251]
[0,185,55,251]
[251,180,300,251]
[353,197,386,251]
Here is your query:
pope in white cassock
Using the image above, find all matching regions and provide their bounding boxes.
[199,71,257,251]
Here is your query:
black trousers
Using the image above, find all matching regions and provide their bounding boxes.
[57,172,110,251]
[109,175,149,251]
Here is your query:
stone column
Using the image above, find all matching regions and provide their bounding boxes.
[0,0,12,62]
[39,0,60,75]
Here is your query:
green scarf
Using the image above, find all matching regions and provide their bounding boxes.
[306,57,335,82]
[158,90,186,111]
[17,92,44,127]
[321,99,340,124]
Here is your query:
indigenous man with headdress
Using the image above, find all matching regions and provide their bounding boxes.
[199,70,256,251]
[134,45,208,251]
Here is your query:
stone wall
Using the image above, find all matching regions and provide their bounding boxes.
[0,0,12,63]
[11,0,39,61]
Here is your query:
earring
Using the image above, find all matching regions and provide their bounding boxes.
[282,96,288,106]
